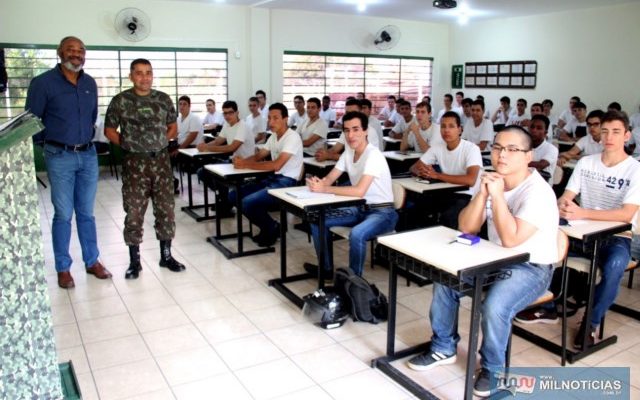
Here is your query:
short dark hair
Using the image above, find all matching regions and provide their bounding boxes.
[255,90,266,98]
[248,96,259,104]
[476,95,485,101]
[206,98,215,104]
[500,96,511,104]
[294,95,304,103]
[130,58,151,71]
[455,91,464,97]
[269,102,288,118]
[471,100,485,111]
[307,97,321,108]
[444,94,453,102]
[497,125,533,151]
[601,110,629,131]
[342,111,368,131]
[322,95,331,101]
[587,109,605,122]
[441,111,461,127]
[360,98,372,108]
[517,98,527,107]
[387,95,396,101]
[462,98,473,107]
[415,101,432,113]
[531,114,550,130]
[572,101,587,110]
[570,96,581,102]
[542,99,553,108]
[357,91,365,97]
[222,100,238,112]
[607,102,622,111]
[345,98,361,108]
[179,95,190,105]
[531,102,543,110]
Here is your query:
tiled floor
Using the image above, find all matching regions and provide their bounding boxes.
[41,172,640,399]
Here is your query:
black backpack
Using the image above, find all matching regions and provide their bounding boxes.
[334,268,388,324]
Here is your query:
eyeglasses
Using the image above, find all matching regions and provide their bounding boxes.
[491,144,530,154]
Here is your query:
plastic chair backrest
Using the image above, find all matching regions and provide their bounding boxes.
[556,229,569,264]
[391,181,406,210]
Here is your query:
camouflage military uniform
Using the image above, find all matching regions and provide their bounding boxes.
[104,89,177,245]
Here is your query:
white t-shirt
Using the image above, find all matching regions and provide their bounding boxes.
[566,155,640,229]
[436,108,461,124]
[485,169,559,264]
[378,105,396,121]
[289,110,307,129]
[245,114,267,137]
[506,113,530,126]
[260,106,268,120]
[368,116,384,151]
[575,135,603,156]
[177,112,203,145]
[629,127,640,157]
[336,144,393,205]
[203,111,223,127]
[298,117,328,155]
[462,119,494,146]
[392,116,416,135]
[337,128,379,150]
[532,140,559,182]
[563,119,587,139]
[419,140,483,195]
[319,108,337,125]
[407,123,442,151]
[220,120,255,159]
[559,108,576,125]
[265,128,303,180]
[493,107,512,125]
[630,112,640,130]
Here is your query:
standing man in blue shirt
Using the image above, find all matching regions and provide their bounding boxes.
[26,36,111,289]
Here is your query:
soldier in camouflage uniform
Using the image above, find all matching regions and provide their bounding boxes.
[104,58,186,279]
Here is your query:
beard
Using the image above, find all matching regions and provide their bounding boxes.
[62,60,83,73]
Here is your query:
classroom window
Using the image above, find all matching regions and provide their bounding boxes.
[0,46,227,123]
[283,51,432,116]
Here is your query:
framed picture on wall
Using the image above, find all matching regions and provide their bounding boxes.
[524,62,537,74]
[523,76,536,87]
[465,76,475,86]
[498,76,510,86]
[463,60,537,89]
[511,63,524,74]
[476,64,487,75]
[487,64,498,74]
[476,76,486,86]
[499,63,511,74]
[487,76,498,86]
[466,65,476,74]
[511,76,523,86]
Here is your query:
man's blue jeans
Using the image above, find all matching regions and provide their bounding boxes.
[44,144,100,272]
[229,174,297,236]
[429,262,553,371]
[310,206,398,276]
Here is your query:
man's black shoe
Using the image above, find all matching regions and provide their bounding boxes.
[160,256,186,272]
[125,263,142,279]
[303,262,333,279]
[256,234,277,248]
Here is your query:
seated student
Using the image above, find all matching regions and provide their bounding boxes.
[528,115,558,183]
[297,97,328,157]
[306,111,398,277]
[435,94,456,124]
[360,99,384,151]
[288,95,307,129]
[506,98,529,126]
[491,96,512,126]
[558,101,588,142]
[202,98,224,132]
[176,95,203,149]
[409,111,482,229]
[462,100,494,151]
[246,96,268,143]
[379,95,398,126]
[400,101,442,153]
[197,100,255,217]
[408,126,558,398]
[476,94,491,119]
[459,97,473,127]
[542,99,558,140]
[557,96,581,129]
[389,100,416,140]
[516,111,640,349]
[320,95,337,128]
[558,109,604,166]
[231,103,303,247]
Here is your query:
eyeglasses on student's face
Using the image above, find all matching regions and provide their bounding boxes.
[491,144,530,154]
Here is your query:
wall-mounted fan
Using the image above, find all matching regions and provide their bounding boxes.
[374,25,401,51]
[115,8,151,42]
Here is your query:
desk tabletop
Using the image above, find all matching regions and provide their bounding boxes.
[303,157,337,168]
[203,133,215,139]
[378,226,529,277]
[179,148,226,157]
[560,220,631,241]
[383,136,401,144]
[205,163,270,177]
[383,150,422,161]
[268,186,364,210]
[393,177,466,194]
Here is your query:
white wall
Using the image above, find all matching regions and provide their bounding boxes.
[449,2,640,116]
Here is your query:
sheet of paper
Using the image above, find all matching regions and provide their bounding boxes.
[286,188,336,199]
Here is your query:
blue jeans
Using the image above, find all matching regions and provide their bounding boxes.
[310,206,398,276]
[44,144,100,272]
[429,262,553,371]
[229,175,297,235]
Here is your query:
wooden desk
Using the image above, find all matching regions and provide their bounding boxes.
[267,186,365,308]
[374,226,529,400]
[204,164,275,259]
[513,220,631,364]
[177,148,230,222]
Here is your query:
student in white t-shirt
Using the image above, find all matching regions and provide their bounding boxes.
[306,111,398,277]
[557,95,580,129]
[491,96,512,126]
[390,100,416,139]
[288,95,307,129]
[202,99,224,132]
[297,97,328,156]
[528,114,558,183]
[519,111,640,350]
[435,94,456,124]
[320,95,337,128]
[462,99,494,151]
[558,101,588,142]
[506,98,530,126]
[558,110,604,166]
[542,99,559,140]
[197,100,256,216]
[361,98,385,151]
[255,90,269,120]
[459,97,473,127]
[409,126,558,398]
[246,96,267,144]
[380,95,398,127]
[410,111,482,229]
[400,101,442,153]
[176,95,203,148]
[231,103,303,248]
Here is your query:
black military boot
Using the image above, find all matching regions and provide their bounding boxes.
[125,245,143,279]
[159,240,186,272]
